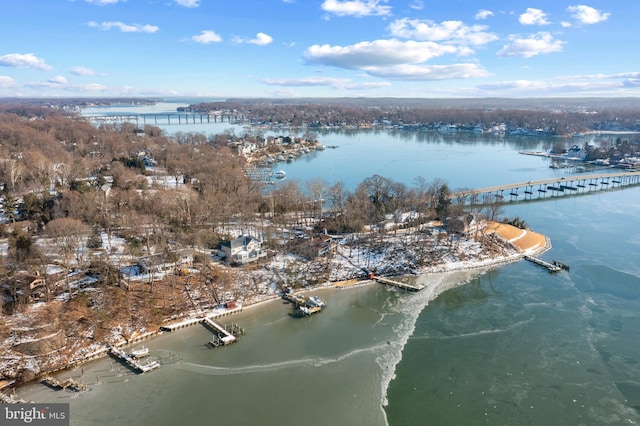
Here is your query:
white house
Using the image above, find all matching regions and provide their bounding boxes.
[219,236,266,265]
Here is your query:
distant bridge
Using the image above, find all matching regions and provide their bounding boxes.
[452,171,640,204]
[86,112,245,126]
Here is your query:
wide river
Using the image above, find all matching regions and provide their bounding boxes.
[17,101,640,425]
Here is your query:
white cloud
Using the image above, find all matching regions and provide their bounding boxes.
[567,5,610,25]
[67,83,108,92]
[84,0,123,4]
[321,0,391,17]
[48,75,67,85]
[235,32,273,46]
[305,39,473,70]
[363,63,492,80]
[409,0,424,10]
[174,0,199,7]
[71,66,96,76]
[189,30,222,44]
[26,82,108,92]
[0,53,52,71]
[263,76,351,87]
[477,79,551,91]
[84,0,122,6]
[519,8,550,25]
[88,21,159,33]
[303,39,491,82]
[476,77,631,95]
[262,76,390,90]
[0,76,16,88]
[475,10,494,20]
[567,71,640,80]
[497,32,564,58]
[388,18,498,45]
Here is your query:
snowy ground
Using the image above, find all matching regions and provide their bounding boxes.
[0,223,543,385]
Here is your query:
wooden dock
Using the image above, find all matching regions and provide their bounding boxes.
[202,318,237,347]
[160,305,243,332]
[42,376,89,392]
[373,276,425,292]
[109,346,160,373]
[282,292,326,315]
[524,255,562,273]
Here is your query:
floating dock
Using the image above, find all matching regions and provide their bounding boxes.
[373,275,425,292]
[524,255,562,273]
[109,346,160,373]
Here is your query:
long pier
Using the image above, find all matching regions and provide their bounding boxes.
[452,171,640,204]
[373,276,425,292]
[86,113,244,126]
[524,255,562,273]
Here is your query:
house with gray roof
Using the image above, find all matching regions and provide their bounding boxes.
[219,235,266,266]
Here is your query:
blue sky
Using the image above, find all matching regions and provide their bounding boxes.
[1,0,637,98]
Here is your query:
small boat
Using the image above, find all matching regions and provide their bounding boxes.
[308,296,326,307]
[129,347,150,358]
[299,305,321,316]
[275,170,286,179]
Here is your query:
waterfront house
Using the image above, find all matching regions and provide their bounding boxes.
[219,235,266,266]
[121,249,195,282]
[566,144,587,159]
[445,213,485,237]
[293,234,336,260]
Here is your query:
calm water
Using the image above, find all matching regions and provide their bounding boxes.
[26,102,640,425]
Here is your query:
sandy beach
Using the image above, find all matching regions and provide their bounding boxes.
[485,221,550,254]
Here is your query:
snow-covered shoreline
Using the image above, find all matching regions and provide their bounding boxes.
[1,222,551,388]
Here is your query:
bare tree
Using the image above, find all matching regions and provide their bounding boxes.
[45,217,90,293]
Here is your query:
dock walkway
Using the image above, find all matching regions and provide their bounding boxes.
[202,318,237,346]
[524,255,562,273]
[373,276,425,292]
[160,305,243,332]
